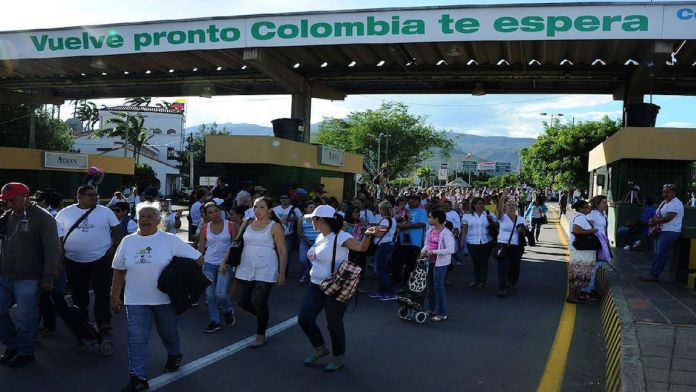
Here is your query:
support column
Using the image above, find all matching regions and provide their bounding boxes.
[291,86,312,143]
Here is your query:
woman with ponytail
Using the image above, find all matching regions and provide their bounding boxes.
[298,205,374,371]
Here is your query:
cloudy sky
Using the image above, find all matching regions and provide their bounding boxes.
[2,0,694,138]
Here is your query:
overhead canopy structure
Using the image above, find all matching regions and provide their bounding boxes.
[446,177,471,188]
[1,2,695,137]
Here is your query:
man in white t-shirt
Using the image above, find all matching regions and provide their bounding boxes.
[641,184,684,281]
[272,195,301,276]
[54,185,122,333]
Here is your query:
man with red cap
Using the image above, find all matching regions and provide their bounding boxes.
[0,182,60,367]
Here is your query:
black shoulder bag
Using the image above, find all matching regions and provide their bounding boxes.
[492,217,516,260]
[62,206,97,245]
[226,217,254,267]
[572,215,601,250]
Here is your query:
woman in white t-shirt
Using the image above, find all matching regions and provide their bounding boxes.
[297,205,374,372]
[567,200,598,303]
[368,200,398,301]
[198,202,238,333]
[111,202,202,391]
[581,195,611,299]
[495,192,528,297]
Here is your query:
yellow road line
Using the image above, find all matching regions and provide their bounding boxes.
[536,208,577,392]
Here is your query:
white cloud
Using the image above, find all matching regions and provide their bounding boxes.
[659,121,694,128]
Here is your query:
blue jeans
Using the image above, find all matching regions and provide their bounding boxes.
[0,278,41,355]
[650,231,681,278]
[427,265,448,316]
[298,283,348,356]
[202,263,234,323]
[373,242,395,295]
[126,304,180,380]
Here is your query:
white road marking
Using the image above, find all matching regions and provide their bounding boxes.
[149,316,298,391]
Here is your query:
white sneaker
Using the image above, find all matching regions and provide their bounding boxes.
[632,240,641,249]
[623,245,631,251]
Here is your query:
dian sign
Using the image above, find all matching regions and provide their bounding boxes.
[43,152,88,170]
[318,146,345,167]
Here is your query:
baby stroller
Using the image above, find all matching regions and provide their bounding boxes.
[396,256,430,324]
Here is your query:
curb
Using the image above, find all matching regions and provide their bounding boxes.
[597,269,646,392]
[550,203,645,392]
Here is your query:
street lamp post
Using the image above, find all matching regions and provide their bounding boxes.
[376,133,391,198]
[540,112,564,124]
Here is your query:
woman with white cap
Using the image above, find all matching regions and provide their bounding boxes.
[298,205,375,371]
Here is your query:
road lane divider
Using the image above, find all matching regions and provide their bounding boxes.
[149,316,298,391]
[536,207,576,392]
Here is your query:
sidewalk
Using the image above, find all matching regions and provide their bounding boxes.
[553,203,696,392]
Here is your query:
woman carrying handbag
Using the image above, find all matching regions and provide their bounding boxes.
[567,200,599,304]
[298,205,374,371]
[494,189,528,297]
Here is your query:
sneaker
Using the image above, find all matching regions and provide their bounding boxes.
[299,276,308,283]
[223,312,236,327]
[203,322,221,333]
[163,354,183,373]
[368,291,384,299]
[303,346,330,366]
[431,315,448,322]
[623,245,631,251]
[0,349,17,364]
[632,240,642,249]
[324,357,344,372]
[7,354,35,368]
[37,327,56,338]
[122,376,149,392]
[379,294,397,301]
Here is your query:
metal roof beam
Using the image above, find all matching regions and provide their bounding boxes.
[614,40,675,100]
[0,90,64,105]
[242,48,345,101]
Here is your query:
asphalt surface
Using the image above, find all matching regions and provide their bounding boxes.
[2,213,604,392]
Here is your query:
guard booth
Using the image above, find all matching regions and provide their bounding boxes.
[587,127,696,284]
[0,147,135,200]
[203,135,363,202]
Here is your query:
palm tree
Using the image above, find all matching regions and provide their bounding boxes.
[123,97,152,107]
[75,101,102,131]
[415,166,431,186]
[93,112,152,164]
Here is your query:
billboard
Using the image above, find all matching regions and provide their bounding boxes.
[477,161,496,172]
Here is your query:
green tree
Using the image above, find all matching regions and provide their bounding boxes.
[127,163,157,188]
[415,166,432,186]
[75,101,103,131]
[521,116,621,190]
[93,112,153,164]
[314,102,454,179]
[124,97,152,107]
[0,105,74,151]
[180,123,231,183]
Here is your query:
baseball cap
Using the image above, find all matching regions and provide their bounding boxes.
[87,166,103,175]
[213,197,225,206]
[304,205,336,219]
[0,182,31,200]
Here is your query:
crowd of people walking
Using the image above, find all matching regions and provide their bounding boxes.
[0,176,689,391]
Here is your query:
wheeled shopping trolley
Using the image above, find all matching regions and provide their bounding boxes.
[396,257,430,324]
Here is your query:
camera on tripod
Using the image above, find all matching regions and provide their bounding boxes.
[623,181,642,204]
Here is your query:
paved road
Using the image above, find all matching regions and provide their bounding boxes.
[2,212,605,392]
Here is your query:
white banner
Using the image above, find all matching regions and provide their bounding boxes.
[438,168,448,180]
[0,3,692,60]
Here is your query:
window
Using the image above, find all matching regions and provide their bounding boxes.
[151,128,162,134]
[167,129,177,134]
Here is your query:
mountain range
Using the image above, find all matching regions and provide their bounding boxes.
[185,122,535,167]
